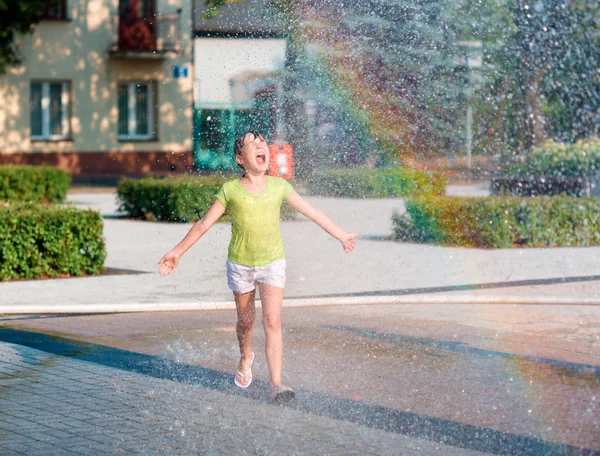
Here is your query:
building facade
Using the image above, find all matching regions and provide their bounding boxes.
[192,0,288,171]
[0,0,193,179]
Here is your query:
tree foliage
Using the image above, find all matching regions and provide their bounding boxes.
[463,0,600,157]
[275,0,470,165]
[202,0,599,163]
[203,0,240,19]
[0,0,58,74]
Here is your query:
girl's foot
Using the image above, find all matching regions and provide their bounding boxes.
[234,352,255,389]
[270,384,295,404]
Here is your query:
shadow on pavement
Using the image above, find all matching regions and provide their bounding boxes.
[292,274,600,299]
[0,267,150,283]
[0,328,595,455]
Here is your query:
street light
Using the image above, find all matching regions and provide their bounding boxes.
[457,41,482,171]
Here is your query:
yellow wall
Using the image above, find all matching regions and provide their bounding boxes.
[0,0,193,154]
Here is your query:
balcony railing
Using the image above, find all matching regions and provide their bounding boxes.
[156,14,181,52]
[111,10,181,58]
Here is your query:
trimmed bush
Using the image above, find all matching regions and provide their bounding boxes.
[117,176,296,222]
[506,137,600,177]
[306,167,447,198]
[393,196,600,248]
[0,165,71,203]
[0,204,106,280]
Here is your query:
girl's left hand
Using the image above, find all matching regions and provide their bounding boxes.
[340,233,359,253]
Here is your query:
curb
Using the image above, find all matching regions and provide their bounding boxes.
[1,294,599,315]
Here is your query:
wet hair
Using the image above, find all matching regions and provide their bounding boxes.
[233,130,266,171]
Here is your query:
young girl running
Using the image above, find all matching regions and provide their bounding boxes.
[158,131,358,403]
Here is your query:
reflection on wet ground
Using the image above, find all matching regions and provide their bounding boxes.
[325,325,600,375]
[311,324,600,450]
[0,303,598,453]
[0,327,592,455]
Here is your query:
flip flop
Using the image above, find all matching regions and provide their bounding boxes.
[270,384,295,404]
[234,352,255,389]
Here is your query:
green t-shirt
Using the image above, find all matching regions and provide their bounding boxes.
[216,176,293,267]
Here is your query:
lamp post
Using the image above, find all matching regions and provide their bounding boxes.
[465,54,473,171]
[458,41,482,172]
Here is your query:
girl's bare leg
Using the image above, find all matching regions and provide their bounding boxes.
[234,289,256,386]
[257,283,284,388]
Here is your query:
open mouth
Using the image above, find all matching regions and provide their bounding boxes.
[256,153,266,165]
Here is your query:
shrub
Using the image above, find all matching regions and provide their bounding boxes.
[117,175,296,222]
[0,204,106,280]
[506,137,600,177]
[306,167,447,198]
[0,165,71,203]
[393,195,600,248]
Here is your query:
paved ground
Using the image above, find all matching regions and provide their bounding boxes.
[0,341,482,455]
[1,302,598,454]
[2,185,600,310]
[1,184,599,453]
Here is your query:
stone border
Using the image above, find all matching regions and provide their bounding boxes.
[1,294,599,314]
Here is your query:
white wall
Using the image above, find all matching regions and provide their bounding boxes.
[193,38,286,107]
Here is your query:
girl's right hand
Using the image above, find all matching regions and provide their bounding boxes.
[340,232,359,253]
[158,251,181,276]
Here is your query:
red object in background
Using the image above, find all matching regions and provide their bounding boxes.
[268,144,294,180]
[118,0,156,51]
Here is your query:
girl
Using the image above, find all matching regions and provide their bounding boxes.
[158,131,358,403]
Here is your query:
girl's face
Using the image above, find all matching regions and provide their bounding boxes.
[236,133,270,174]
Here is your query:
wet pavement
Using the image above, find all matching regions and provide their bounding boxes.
[1,302,598,454]
[1,187,600,453]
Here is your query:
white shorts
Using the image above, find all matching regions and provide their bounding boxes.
[226,259,286,294]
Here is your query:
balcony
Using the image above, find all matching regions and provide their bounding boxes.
[109,10,182,60]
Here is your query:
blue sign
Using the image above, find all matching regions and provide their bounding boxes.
[173,65,188,79]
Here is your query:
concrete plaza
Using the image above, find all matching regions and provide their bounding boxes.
[1,184,600,312]
[0,185,598,454]
[0,301,598,454]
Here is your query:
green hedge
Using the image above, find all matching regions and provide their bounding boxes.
[306,167,447,198]
[0,165,71,203]
[393,196,600,248]
[117,176,296,222]
[506,137,600,177]
[0,204,106,280]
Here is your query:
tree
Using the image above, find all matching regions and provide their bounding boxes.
[0,0,58,74]
[204,0,599,165]
[202,0,469,166]
[464,0,600,158]
[202,0,473,166]
[203,0,238,19]
[542,1,600,143]
[307,0,466,163]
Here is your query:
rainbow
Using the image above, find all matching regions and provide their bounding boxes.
[281,1,444,163]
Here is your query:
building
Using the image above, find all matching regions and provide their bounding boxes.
[0,0,193,180]
[192,0,288,171]
[192,0,367,173]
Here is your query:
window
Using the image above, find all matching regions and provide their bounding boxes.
[197,106,272,152]
[43,0,67,20]
[30,81,70,140]
[198,109,228,152]
[118,82,156,140]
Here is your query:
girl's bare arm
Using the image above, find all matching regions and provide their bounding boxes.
[287,189,358,253]
[158,199,226,275]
